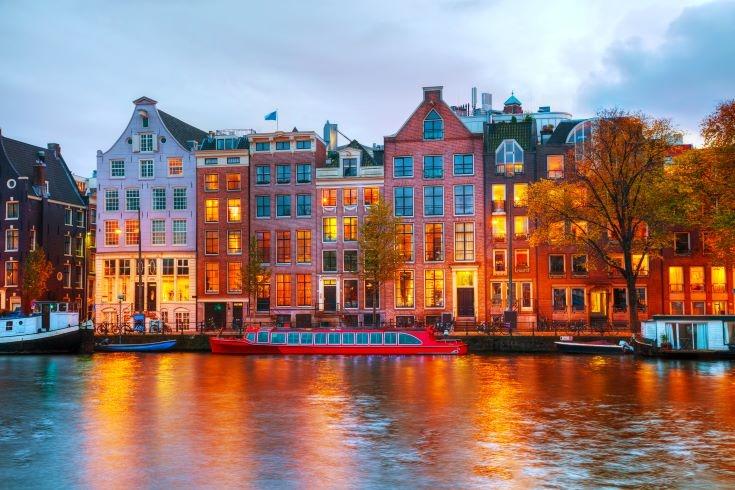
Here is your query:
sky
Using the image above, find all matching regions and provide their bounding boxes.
[1,0,733,176]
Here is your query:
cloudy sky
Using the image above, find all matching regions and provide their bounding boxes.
[1,0,733,175]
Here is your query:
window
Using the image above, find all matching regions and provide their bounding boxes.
[674,232,690,254]
[119,259,131,276]
[64,208,72,226]
[713,301,727,314]
[205,230,219,255]
[454,185,474,215]
[396,271,415,308]
[296,194,312,217]
[712,266,726,293]
[204,173,218,191]
[296,230,311,263]
[64,234,72,255]
[256,196,270,218]
[423,109,443,140]
[692,301,706,315]
[512,216,528,240]
[690,266,705,292]
[255,142,270,152]
[553,288,567,311]
[276,164,291,184]
[125,219,139,246]
[172,220,187,245]
[549,255,565,276]
[566,121,592,160]
[205,199,219,222]
[323,250,337,272]
[104,220,119,246]
[152,188,166,210]
[227,262,242,293]
[454,223,474,261]
[256,231,271,263]
[227,230,242,255]
[423,155,443,179]
[670,301,685,315]
[514,183,528,207]
[323,217,337,242]
[204,157,218,166]
[139,159,154,179]
[424,223,444,262]
[423,186,444,216]
[397,224,414,262]
[515,249,530,272]
[491,216,506,242]
[571,288,585,311]
[76,209,84,227]
[168,157,183,176]
[343,250,358,272]
[276,231,291,264]
[343,217,358,242]
[453,154,474,176]
[256,165,271,185]
[394,187,414,217]
[110,160,125,178]
[140,134,154,152]
[173,188,187,210]
[75,235,84,256]
[275,141,290,151]
[226,157,240,165]
[495,139,524,176]
[105,189,119,211]
[205,263,219,293]
[364,187,379,206]
[296,140,311,150]
[394,156,413,178]
[5,261,18,286]
[275,195,290,218]
[151,220,165,245]
[343,158,357,177]
[321,189,337,207]
[296,163,311,183]
[365,280,380,309]
[493,250,507,275]
[5,228,18,251]
[547,155,564,179]
[669,266,684,292]
[343,188,358,207]
[225,174,241,191]
[29,229,36,251]
[125,189,140,211]
[344,279,358,308]
[425,270,444,308]
[297,274,312,306]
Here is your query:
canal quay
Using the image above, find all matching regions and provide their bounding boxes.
[1,354,734,488]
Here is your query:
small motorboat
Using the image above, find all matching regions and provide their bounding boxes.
[96,339,177,353]
[555,339,633,355]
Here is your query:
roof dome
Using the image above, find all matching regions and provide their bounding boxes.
[504,92,522,106]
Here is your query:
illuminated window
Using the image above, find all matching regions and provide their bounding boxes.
[205,199,219,222]
[491,184,505,213]
[321,189,337,207]
[227,198,241,222]
[493,249,507,274]
[296,230,311,263]
[104,220,119,246]
[204,173,218,191]
[255,231,271,263]
[276,231,291,264]
[425,270,444,308]
[364,187,379,206]
[205,263,219,293]
[168,157,183,176]
[669,266,684,292]
[712,266,726,292]
[396,271,415,308]
[491,216,506,241]
[204,230,219,255]
[226,173,241,191]
[257,275,270,312]
[547,155,564,179]
[5,261,18,286]
[495,139,524,176]
[514,216,528,239]
[5,228,19,251]
[424,223,443,261]
[227,262,242,293]
[276,274,292,306]
[514,249,530,272]
[397,223,414,262]
[423,110,443,140]
[323,217,337,242]
[343,188,358,207]
[227,230,242,255]
[297,274,312,306]
[343,279,358,308]
[690,266,705,292]
[343,217,358,242]
[454,223,474,261]
[514,183,528,207]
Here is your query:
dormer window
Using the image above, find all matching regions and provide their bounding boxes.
[495,139,524,176]
[566,120,592,161]
[343,158,357,177]
[423,110,444,140]
[139,110,149,128]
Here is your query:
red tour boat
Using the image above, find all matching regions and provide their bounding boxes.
[210,327,468,355]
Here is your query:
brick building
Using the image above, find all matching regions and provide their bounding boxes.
[195,131,250,328]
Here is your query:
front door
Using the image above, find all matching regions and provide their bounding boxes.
[205,302,227,329]
[590,290,608,318]
[324,285,337,312]
[146,283,157,312]
[457,288,474,317]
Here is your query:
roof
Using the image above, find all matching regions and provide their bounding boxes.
[0,135,85,206]
[545,120,585,145]
[337,139,384,167]
[198,135,249,150]
[504,92,522,106]
[158,110,208,149]
[485,120,534,151]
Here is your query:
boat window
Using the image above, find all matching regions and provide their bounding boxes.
[356,333,368,345]
[287,332,300,344]
[271,333,286,344]
[369,332,383,345]
[246,332,256,342]
[300,333,313,345]
[384,332,397,344]
[315,333,327,345]
[328,332,340,344]
[342,333,355,345]
[257,331,270,343]
[5,321,12,331]
[398,333,421,345]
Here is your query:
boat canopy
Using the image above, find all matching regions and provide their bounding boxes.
[245,330,423,346]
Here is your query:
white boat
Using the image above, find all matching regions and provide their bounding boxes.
[0,301,82,354]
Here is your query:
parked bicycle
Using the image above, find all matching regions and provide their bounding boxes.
[96,322,112,335]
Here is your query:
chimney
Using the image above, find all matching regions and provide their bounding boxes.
[33,151,47,187]
[422,86,443,102]
[47,143,61,159]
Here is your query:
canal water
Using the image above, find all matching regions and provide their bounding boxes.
[1,354,734,489]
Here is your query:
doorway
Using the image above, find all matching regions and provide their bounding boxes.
[323,279,337,312]
[204,302,226,328]
[146,283,157,312]
[455,270,475,318]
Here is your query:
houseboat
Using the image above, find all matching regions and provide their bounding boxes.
[0,302,82,354]
[210,327,469,355]
[635,315,735,360]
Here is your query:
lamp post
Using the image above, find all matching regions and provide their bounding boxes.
[117,293,124,342]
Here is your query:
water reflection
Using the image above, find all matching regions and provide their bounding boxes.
[1,355,734,488]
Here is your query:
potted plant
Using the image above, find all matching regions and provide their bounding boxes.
[660,334,673,350]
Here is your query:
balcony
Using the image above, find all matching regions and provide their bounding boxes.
[514,265,530,273]
[513,232,529,241]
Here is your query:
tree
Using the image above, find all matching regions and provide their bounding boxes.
[528,109,688,331]
[671,100,735,263]
[357,198,406,326]
[21,249,53,315]
[240,236,271,319]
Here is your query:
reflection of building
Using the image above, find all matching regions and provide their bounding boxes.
[0,130,87,314]
[195,130,250,328]
[74,171,97,320]
[94,97,206,328]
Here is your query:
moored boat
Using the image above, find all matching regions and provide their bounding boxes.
[635,315,735,360]
[210,327,468,355]
[555,340,633,355]
[96,339,177,352]
[0,302,82,354]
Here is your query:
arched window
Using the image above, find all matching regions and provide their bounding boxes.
[495,139,524,176]
[423,110,444,140]
[566,120,592,160]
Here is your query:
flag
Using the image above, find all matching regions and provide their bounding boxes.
[264,110,277,121]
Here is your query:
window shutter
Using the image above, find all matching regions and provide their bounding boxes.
[132,135,140,153]
[152,133,158,152]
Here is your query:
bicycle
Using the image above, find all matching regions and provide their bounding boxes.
[96,322,111,335]
[112,323,133,335]
[568,320,587,335]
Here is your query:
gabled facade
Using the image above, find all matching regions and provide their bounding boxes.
[94,97,207,328]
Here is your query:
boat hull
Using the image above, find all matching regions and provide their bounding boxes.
[554,341,627,355]
[96,340,177,352]
[0,326,82,354]
[632,338,735,360]
[210,337,467,356]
